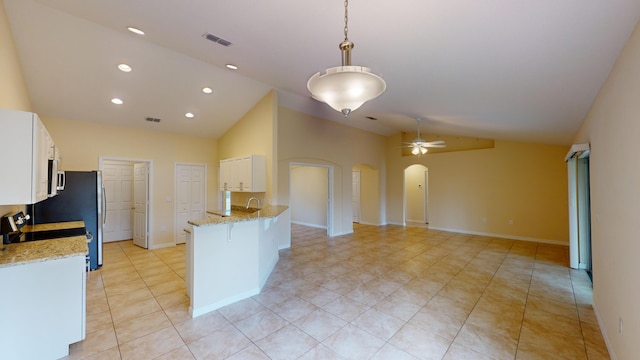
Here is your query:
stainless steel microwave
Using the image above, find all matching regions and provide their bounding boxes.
[47,159,64,197]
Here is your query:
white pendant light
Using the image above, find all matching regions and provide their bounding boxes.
[307,0,386,116]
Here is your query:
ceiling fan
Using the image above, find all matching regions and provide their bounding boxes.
[403,117,446,155]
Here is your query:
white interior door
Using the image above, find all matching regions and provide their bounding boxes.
[103,163,134,242]
[133,163,149,248]
[352,170,361,223]
[175,164,206,244]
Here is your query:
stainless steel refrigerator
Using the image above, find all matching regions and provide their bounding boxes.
[28,171,104,270]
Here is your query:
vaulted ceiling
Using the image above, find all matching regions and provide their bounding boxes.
[5,0,640,145]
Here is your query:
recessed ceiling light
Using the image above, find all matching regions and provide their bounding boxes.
[117,63,132,72]
[202,87,213,94]
[225,64,238,70]
[111,98,123,105]
[127,27,145,35]
[185,112,195,118]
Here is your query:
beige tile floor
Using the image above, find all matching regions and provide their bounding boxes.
[62,224,610,360]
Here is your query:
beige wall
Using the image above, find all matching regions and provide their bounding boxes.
[218,90,276,207]
[0,0,31,217]
[386,135,569,243]
[42,117,218,248]
[277,106,386,236]
[571,21,640,359]
[290,166,328,228]
[0,0,30,112]
[353,164,381,225]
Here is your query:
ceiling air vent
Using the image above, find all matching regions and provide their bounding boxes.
[202,32,232,47]
[145,117,161,123]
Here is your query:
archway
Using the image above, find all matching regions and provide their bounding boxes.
[404,164,429,226]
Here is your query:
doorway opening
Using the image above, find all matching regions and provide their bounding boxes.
[352,170,361,223]
[99,157,152,249]
[289,163,333,236]
[352,164,381,226]
[566,144,592,280]
[404,164,429,227]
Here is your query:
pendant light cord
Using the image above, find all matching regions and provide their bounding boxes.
[344,0,349,41]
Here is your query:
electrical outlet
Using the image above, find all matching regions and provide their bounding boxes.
[508,219,513,225]
[482,217,487,223]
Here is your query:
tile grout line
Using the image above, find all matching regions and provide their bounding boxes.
[513,241,538,360]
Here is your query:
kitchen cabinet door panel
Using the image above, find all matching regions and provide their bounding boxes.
[219,155,265,192]
[0,109,52,205]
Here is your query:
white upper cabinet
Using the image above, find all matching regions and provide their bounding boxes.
[219,155,266,192]
[219,158,234,191]
[0,109,53,205]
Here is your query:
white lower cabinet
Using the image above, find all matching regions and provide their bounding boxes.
[0,255,86,359]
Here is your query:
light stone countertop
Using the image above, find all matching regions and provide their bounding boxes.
[188,205,289,227]
[21,221,85,233]
[0,221,88,268]
[0,235,88,268]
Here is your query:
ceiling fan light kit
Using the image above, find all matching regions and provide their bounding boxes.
[412,145,428,155]
[405,117,446,155]
[307,0,386,116]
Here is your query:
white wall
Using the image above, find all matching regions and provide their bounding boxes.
[290,166,328,228]
[571,21,640,359]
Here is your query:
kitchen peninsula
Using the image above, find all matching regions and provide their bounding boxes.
[186,205,290,318]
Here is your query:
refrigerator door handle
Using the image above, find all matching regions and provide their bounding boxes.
[102,186,107,225]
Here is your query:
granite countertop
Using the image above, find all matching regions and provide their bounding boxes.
[188,205,289,227]
[21,221,85,233]
[0,235,88,268]
[1,221,88,268]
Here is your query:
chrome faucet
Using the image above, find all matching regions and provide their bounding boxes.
[246,197,261,210]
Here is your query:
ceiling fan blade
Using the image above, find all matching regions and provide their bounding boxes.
[425,140,445,145]
[425,144,446,148]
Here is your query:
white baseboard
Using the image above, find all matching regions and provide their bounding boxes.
[593,299,617,360]
[357,221,383,226]
[291,221,327,229]
[148,242,175,250]
[353,222,567,245]
[189,287,260,318]
[405,219,427,224]
[422,226,569,246]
